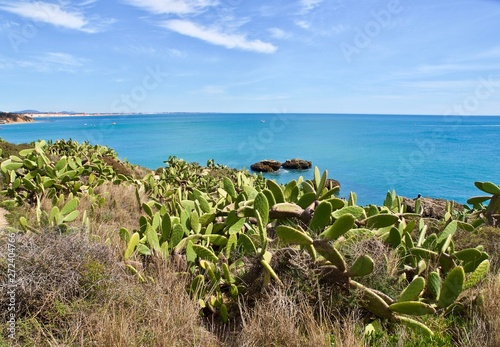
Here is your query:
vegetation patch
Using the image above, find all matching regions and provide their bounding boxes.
[0,139,498,346]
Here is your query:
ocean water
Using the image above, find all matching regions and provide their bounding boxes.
[1,113,499,205]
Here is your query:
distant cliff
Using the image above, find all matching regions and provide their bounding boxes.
[0,112,34,124]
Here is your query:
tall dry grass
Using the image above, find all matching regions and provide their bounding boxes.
[233,285,331,347]
[74,260,221,347]
[456,275,500,347]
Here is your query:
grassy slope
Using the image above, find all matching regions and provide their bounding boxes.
[0,140,498,347]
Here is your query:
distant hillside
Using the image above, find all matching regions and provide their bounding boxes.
[0,112,34,124]
[14,109,41,114]
[14,110,79,114]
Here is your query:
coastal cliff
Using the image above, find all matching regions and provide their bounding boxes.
[0,112,34,124]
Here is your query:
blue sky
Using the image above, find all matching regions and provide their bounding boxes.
[1,0,500,114]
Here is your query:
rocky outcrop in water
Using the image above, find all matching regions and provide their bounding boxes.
[281,159,312,170]
[250,160,282,172]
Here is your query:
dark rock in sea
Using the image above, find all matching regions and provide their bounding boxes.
[282,159,312,170]
[250,160,282,172]
[402,196,463,219]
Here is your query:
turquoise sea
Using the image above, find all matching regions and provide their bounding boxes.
[1,113,499,205]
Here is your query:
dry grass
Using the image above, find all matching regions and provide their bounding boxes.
[456,274,500,347]
[74,260,220,347]
[233,285,330,347]
[330,310,364,347]
[77,181,147,243]
[0,230,223,346]
[0,231,115,323]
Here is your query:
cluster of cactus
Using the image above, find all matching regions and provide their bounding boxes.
[466,181,500,226]
[123,165,492,336]
[2,139,494,338]
[269,175,491,337]
[0,140,130,207]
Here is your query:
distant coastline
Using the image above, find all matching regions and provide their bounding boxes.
[0,112,34,124]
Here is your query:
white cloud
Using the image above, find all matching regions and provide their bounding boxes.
[169,48,187,58]
[42,52,86,67]
[0,52,88,72]
[268,27,291,39]
[162,20,277,54]
[125,0,218,15]
[295,20,310,29]
[300,0,323,12]
[0,1,105,33]
[202,85,225,94]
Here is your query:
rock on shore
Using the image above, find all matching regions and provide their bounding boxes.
[402,196,463,219]
[0,113,34,124]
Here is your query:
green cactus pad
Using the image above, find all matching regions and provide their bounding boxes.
[192,244,218,263]
[124,232,140,260]
[238,233,257,254]
[467,196,491,205]
[422,233,438,250]
[475,181,500,195]
[427,271,441,300]
[276,225,313,246]
[296,192,316,209]
[365,214,399,228]
[269,203,304,221]
[223,177,237,199]
[464,259,489,290]
[260,258,283,286]
[463,252,489,273]
[348,255,374,277]
[332,205,365,219]
[436,220,457,245]
[267,180,285,203]
[61,197,78,215]
[309,201,332,232]
[326,197,346,211]
[410,247,439,259]
[254,192,270,227]
[62,210,79,223]
[350,280,393,319]
[389,301,436,316]
[394,315,434,338]
[454,248,483,262]
[320,213,355,241]
[170,224,184,248]
[398,276,425,302]
[438,266,465,308]
[190,274,205,295]
[262,189,277,207]
[313,239,346,272]
[387,227,402,248]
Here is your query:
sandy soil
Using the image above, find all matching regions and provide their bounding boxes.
[0,207,9,229]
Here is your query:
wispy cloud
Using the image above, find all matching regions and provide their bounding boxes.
[202,85,226,94]
[0,1,110,33]
[125,0,218,15]
[269,27,291,39]
[295,20,310,29]
[42,52,86,67]
[0,52,88,72]
[162,20,277,53]
[300,0,323,12]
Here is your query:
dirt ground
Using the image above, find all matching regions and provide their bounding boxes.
[0,207,9,229]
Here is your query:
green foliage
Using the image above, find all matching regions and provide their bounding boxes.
[0,140,494,341]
